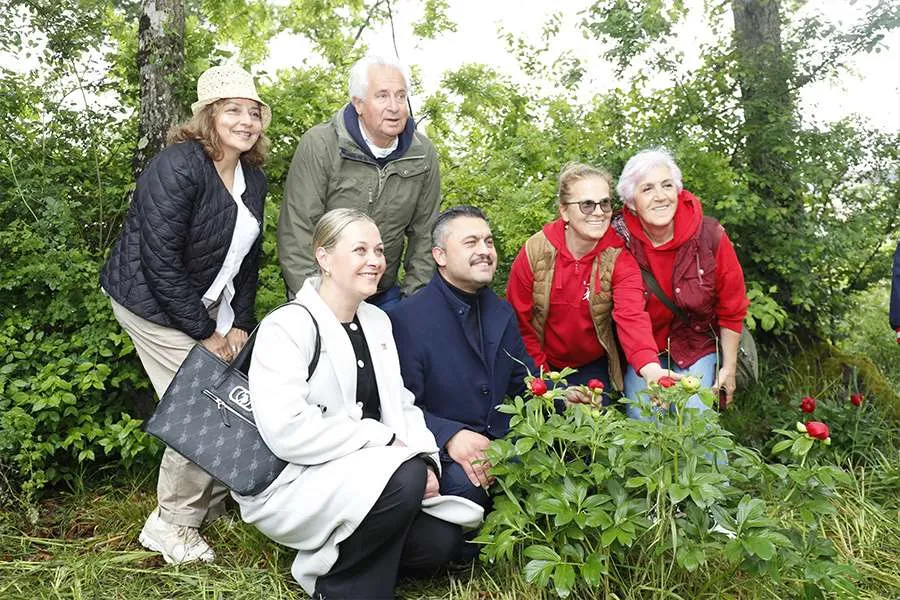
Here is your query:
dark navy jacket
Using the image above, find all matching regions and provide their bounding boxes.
[388,273,535,450]
[101,141,267,340]
[891,241,900,330]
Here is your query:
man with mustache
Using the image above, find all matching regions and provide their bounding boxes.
[278,55,440,309]
[388,206,535,521]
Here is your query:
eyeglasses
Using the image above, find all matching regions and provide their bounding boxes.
[562,199,614,215]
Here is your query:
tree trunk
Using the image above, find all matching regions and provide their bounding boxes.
[731,0,822,342]
[731,0,795,201]
[132,0,184,181]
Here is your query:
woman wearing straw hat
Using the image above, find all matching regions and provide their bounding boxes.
[101,64,271,564]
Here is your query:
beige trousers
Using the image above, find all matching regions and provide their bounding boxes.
[110,298,229,528]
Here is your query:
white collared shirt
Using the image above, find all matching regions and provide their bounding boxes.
[202,162,259,335]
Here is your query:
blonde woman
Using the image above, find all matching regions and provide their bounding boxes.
[507,163,666,397]
[235,209,482,599]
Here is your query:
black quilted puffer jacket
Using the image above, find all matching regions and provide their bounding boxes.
[101,141,267,340]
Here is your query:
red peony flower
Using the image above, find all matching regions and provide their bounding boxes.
[805,421,830,441]
[850,393,863,407]
[587,379,605,391]
[800,396,816,413]
[658,376,677,389]
[530,378,548,396]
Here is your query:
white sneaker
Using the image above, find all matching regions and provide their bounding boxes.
[139,508,216,564]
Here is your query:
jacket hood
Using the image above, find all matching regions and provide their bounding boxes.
[623,189,703,250]
[340,103,416,166]
[542,217,621,261]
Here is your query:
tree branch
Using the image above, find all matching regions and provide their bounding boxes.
[354,0,386,44]
[842,192,900,294]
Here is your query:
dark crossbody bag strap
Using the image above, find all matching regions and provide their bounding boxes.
[223,302,321,385]
[640,267,691,326]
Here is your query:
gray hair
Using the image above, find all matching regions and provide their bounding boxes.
[431,205,488,248]
[616,149,684,210]
[312,208,377,273]
[348,55,411,101]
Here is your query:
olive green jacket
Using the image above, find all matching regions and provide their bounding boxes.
[278,107,441,298]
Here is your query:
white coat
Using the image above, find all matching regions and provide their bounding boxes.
[233,278,482,594]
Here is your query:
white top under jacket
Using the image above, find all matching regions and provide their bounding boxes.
[202,162,260,334]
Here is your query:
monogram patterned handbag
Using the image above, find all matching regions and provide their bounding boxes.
[144,303,320,496]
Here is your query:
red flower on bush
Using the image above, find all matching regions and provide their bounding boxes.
[587,379,605,391]
[800,396,816,413]
[658,376,677,389]
[530,378,548,396]
[850,393,863,407]
[805,421,830,441]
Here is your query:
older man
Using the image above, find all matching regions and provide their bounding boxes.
[278,55,441,308]
[388,206,535,513]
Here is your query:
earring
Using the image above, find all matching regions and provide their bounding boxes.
[324,269,331,277]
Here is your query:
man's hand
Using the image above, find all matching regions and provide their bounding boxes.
[446,429,493,489]
[564,388,593,406]
[424,467,440,499]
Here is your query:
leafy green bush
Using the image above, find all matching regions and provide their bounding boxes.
[478,371,857,598]
[0,217,158,501]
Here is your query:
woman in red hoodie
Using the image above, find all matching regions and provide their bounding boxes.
[612,149,749,418]
[507,162,668,402]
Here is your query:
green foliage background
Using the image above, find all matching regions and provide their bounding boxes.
[0,0,897,509]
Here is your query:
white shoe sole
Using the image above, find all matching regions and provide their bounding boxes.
[139,530,215,564]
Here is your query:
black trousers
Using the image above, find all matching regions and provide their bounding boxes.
[313,458,462,600]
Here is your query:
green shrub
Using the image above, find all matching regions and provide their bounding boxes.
[478,371,857,598]
[0,216,157,502]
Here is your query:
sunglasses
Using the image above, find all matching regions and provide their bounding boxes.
[562,198,614,215]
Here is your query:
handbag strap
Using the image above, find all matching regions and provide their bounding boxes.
[223,302,321,384]
[640,267,691,325]
[641,267,725,346]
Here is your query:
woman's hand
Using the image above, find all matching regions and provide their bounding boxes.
[225,328,249,361]
[714,366,736,407]
[639,362,678,387]
[715,327,742,407]
[424,467,440,499]
[201,331,230,360]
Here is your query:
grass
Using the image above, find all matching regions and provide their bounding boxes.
[0,472,520,600]
[3,450,899,600]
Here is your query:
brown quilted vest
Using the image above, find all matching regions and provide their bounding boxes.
[524,231,624,390]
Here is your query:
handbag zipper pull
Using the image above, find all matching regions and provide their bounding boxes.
[216,399,232,427]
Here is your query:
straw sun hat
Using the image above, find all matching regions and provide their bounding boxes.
[190,64,271,129]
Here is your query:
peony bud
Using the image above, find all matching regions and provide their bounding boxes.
[658,375,677,389]
[530,378,548,396]
[800,396,816,414]
[680,376,701,393]
[805,421,830,441]
[587,379,605,391]
[850,393,863,407]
